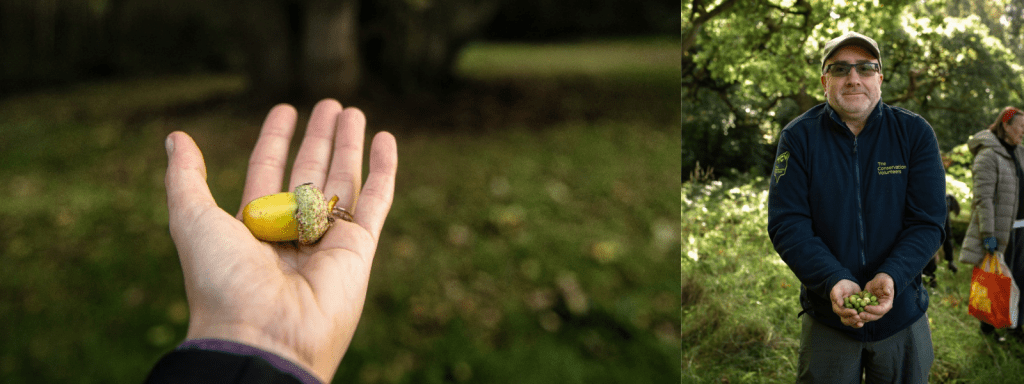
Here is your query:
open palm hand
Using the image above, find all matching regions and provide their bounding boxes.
[164,99,397,383]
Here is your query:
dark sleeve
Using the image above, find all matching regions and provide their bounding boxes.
[767,129,858,299]
[145,339,323,384]
[876,117,946,296]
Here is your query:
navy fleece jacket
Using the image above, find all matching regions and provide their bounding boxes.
[767,101,946,342]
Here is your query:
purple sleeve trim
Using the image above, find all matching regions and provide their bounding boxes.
[177,338,323,384]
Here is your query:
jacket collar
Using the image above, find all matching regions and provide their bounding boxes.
[824,99,884,135]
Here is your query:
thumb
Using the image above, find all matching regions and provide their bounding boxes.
[165,132,218,234]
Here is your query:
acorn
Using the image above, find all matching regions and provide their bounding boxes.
[843,291,878,314]
[242,183,341,245]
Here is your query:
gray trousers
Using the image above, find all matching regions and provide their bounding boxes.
[797,314,933,384]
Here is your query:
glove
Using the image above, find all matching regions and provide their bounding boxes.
[983,237,998,253]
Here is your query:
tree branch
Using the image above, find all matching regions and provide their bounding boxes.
[683,0,742,54]
[887,69,925,104]
[927,104,974,114]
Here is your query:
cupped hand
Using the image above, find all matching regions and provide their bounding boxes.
[164,99,398,383]
[859,273,895,323]
[831,279,865,328]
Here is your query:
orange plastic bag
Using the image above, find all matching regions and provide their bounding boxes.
[969,252,1020,329]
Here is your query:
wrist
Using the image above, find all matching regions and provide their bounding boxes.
[177,338,324,384]
[185,324,336,384]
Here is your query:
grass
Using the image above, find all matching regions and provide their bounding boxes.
[0,36,679,383]
[457,37,679,81]
[682,172,1024,383]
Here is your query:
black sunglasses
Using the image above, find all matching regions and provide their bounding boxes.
[824,62,880,77]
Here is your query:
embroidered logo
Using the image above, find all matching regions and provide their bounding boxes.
[773,152,790,183]
[877,161,906,176]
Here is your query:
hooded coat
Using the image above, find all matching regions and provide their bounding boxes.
[960,129,1024,265]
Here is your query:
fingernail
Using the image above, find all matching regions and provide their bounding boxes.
[165,135,174,156]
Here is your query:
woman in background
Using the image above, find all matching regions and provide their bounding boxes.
[961,106,1024,341]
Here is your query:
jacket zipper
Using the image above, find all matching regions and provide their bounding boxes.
[853,136,867,266]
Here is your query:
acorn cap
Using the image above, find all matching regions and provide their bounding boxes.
[294,183,331,245]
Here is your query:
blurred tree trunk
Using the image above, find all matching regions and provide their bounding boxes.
[301,0,361,100]
[231,0,306,101]
[231,0,501,101]
[0,0,501,99]
[233,0,363,101]
[360,0,502,94]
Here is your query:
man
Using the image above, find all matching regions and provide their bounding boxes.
[767,32,946,383]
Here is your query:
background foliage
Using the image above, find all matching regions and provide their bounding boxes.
[683,0,1024,177]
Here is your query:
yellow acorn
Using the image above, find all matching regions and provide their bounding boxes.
[242,183,341,245]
